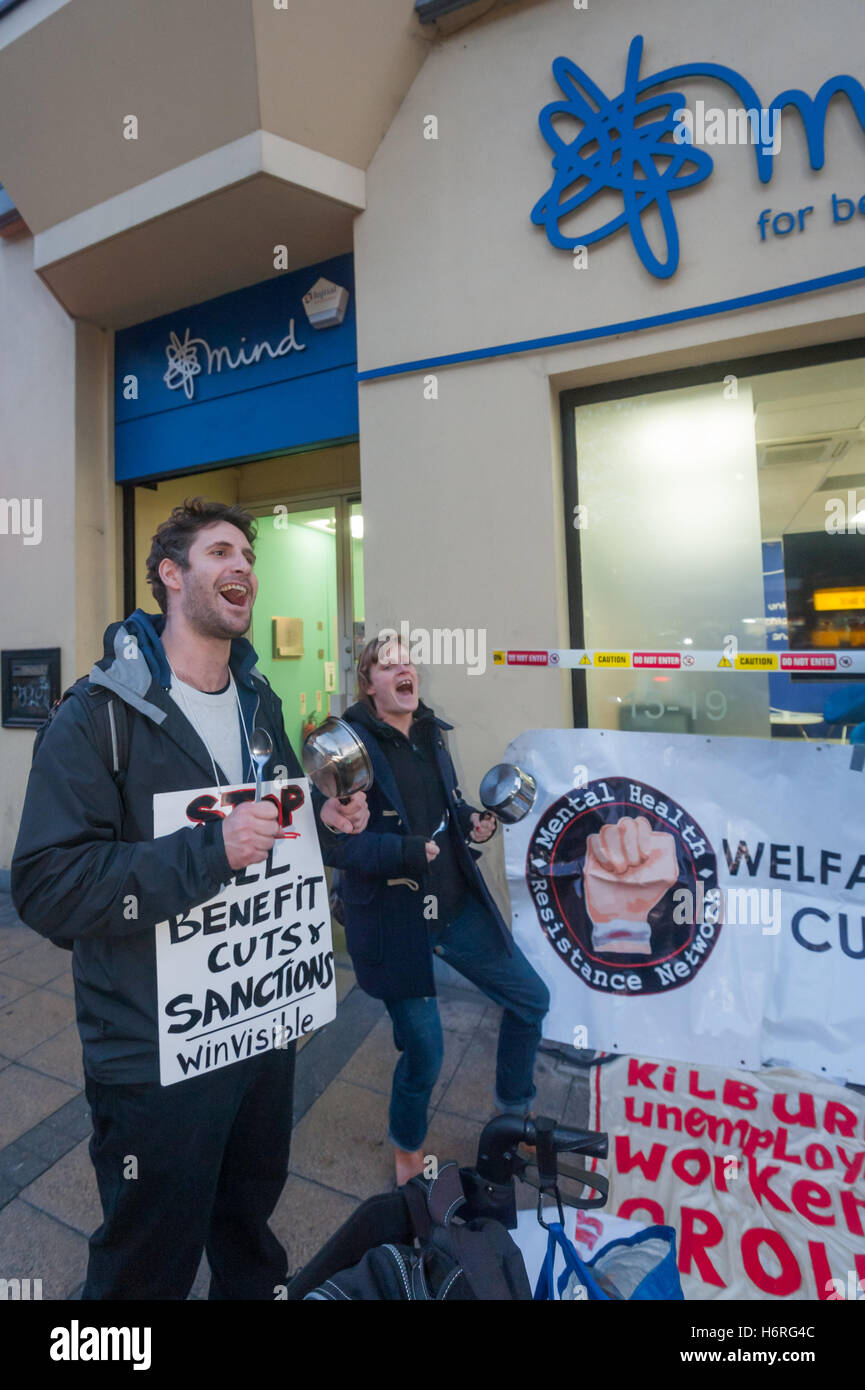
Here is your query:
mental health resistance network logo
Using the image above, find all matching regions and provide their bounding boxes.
[526,777,720,996]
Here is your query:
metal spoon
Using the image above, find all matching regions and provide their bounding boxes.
[432,809,450,838]
[250,728,273,801]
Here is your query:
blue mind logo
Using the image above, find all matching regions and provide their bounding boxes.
[532,33,865,279]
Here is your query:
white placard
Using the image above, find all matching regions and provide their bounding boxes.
[503,730,864,1080]
[153,776,335,1085]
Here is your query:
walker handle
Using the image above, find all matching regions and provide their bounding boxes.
[475,1114,608,1186]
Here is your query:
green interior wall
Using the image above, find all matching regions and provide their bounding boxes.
[252,513,337,754]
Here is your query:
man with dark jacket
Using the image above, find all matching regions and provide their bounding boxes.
[11,498,367,1300]
[317,635,550,1185]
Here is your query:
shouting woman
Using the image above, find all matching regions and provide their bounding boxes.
[317,635,550,1185]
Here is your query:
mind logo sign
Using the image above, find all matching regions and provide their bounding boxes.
[526,776,720,995]
[532,32,865,279]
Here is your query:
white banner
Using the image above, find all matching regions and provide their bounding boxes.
[153,776,335,1086]
[590,1054,865,1301]
[504,730,863,1079]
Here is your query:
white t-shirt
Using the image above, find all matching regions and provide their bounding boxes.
[168,673,245,786]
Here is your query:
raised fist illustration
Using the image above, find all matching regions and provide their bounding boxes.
[584,815,678,955]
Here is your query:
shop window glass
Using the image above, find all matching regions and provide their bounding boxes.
[568,357,865,740]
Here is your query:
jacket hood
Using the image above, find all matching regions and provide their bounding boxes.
[88,608,264,724]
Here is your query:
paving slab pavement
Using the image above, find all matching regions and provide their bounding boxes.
[0,896,590,1300]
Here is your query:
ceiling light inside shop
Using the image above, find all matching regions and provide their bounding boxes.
[305,519,336,534]
[350,515,364,539]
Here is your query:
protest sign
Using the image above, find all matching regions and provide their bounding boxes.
[503,730,863,1078]
[153,776,335,1086]
[590,1054,865,1300]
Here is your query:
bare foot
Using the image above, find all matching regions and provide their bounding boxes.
[394,1146,426,1186]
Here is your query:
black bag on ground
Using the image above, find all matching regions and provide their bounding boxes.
[295,1160,532,1301]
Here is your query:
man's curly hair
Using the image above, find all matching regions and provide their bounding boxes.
[145,498,257,613]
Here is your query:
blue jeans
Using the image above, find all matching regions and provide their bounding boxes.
[384,893,550,1151]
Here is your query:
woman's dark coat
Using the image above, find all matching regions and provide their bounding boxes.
[316,701,511,999]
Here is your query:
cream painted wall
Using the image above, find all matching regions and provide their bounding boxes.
[0,0,261,233]
[75,321,119,672]
[355,0,865,374]
[0,234,76,869]
[357,357,572,911]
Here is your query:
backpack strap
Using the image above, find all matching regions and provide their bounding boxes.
[34,678,129,781]
[85,684,129,778]
[403,1160,465,1241]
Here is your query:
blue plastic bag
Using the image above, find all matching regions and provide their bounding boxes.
[534,1222,684,1301]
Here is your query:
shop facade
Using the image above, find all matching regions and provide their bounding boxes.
[2,0,865,882]
[351,0,865,844]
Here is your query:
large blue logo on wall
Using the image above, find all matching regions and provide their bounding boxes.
[114,253,357,484]
[532,34,865,279]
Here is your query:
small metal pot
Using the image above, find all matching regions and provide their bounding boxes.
[301,716,374,802]
[479,762,537,823]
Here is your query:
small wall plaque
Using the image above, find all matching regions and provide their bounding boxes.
[272,617,303,659]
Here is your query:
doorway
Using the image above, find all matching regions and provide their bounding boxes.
[128,442,364,755]
[250,495,364,752]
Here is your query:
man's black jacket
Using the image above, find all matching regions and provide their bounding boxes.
[11,610,302,1083]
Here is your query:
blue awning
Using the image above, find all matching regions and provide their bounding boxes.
[114,252,358,484]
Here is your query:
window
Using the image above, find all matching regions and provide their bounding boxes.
[562,347,865,740]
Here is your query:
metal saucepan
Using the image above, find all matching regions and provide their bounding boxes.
[479,762,537,824]
[301,716,374,803]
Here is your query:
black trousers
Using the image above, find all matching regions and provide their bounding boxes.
[81,1045,296,1300]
